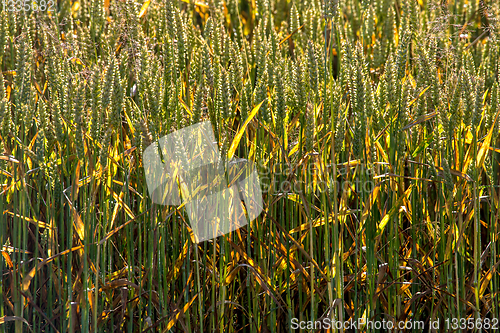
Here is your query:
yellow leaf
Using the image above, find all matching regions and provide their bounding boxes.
[359,183,381,231]
[227,101,263,160]
[71,1,80,14]
[71,161,81,201]
[138,0,150,18]
[33,80,44,95]
[123,105,135,136]
[167,241,189,281]
[0,156,19,163]
[476,108,500,170]
[226,238,287,307]
[178,95,193,116]
[165,294,198,331]
[406,73,417,89]
[21,245,85,293]
[99,279,139,292]
[3,211,51,229]
[180,0,208,8]
[64,194,85,241]
[376,186,412,240]
[278,24,305,46]
[225,266,241,284]
[402,111,436,131]
[288,211,352,234]
[227,238,270,286]
[479,260,500,298]
[69,57,85,67]
[288,141,299,157]
[5,85,11,100]
[111,189,136,220]
[1,251,13,268]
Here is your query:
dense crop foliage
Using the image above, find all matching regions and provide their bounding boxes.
[0,0,500,331]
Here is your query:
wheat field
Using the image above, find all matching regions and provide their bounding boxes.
[0,0,499,332]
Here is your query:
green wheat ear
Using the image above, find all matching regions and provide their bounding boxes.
[0,71,5,101]
[274,60,287,136]
[240,79,252,122]
[0,11,8,61]
[0,99,11,140]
